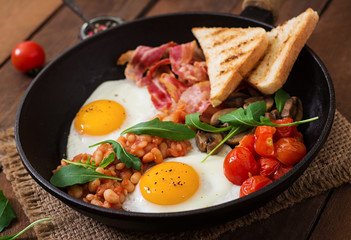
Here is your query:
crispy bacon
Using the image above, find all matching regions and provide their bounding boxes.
[179,81,211,114]
[118,42,176,85]
[148,78,174,111]
[169,41,208,83]
[159,73,189,102]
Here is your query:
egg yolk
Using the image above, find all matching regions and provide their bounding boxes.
[139,162,199,205]
[74,100,126,135]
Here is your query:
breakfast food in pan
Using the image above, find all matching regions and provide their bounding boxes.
[51,8,319,212]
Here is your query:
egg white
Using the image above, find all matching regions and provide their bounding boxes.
[66,79,159,159]
[122,140,241,213]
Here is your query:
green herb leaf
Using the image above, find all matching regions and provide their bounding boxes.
[62,157,97,170]
[99,152,116,168]
[0,218,51,240]
[258,116,319,127]
[219,101,267,126]
[120,118,196,141]
[201,125,249,162]
[50,165,121,188]
[275,88,291,113]
[90,140,142,171]
[0,191,16,232]
[185,113,232,133]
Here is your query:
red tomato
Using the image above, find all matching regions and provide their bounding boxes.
[273,118,298,139]
[238,134,259,158]
[255,132,275,157]
[11,41,45,72]
[239,175,272,197]
[273,164,293,180]
[275,137,306,165]
[223,146,260,185]
[255,126,276,136]
[258,157,281,179]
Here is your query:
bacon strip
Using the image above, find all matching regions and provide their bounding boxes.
[169,41,208,83]
[159,73,189,102]
[148,78,173,111]
[119,42,176,86]
[179,81,211,114]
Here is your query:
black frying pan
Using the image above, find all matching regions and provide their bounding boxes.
[15,11,335,232]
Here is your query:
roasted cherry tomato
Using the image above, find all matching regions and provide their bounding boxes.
[255,126,276,136]
[11,41,45,72]
[273,164,293,180]
[223,146,260,185]
[238,134,259,159]
[258,157,281,179]
[255,132,275,157]
[273,118,298,139]
[239,175,272,197]
[275,137,306,165]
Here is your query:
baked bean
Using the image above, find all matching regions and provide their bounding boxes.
[126,133,136,143]
[86,194,94,201]
[88,179,100,193]
[93,150,103,165]
[104,189,120,204]
[96,167,105,174]
[122,179,135,193]
[140,134,152,142]
[91,199,103,207]
[121,169,133,179]
[159,142,168,157]
[130,172,141,184]
[142,152,155,163]
[119,193,126,203]
[134,149,145,157]
[116,162,125,170]
[151,147,163,164]
[68,185,83,199]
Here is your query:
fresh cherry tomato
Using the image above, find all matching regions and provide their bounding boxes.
[238,134,259,159]
[275,137,306,165]
[11,41,45,72]
[255,126,276,136]
[223,146,260,185]
[255,132,275,157]
[258,157,281,179]
[273,164,293,180]
[239,175,272,197]
[273,118,298,139]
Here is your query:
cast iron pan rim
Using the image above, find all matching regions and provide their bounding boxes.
[14,12,335,221]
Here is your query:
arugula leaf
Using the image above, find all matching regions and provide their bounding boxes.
[0,191,16,232]
[201,125,249,162]
[219,101,267,126]
[275,88,291,113]
[185,113,232,133]
[120,118,196,141]
[90,140,141,171]
[50,165,121,188]
[63,157,98,170]
[99,152,116,169]
[0,218,51,240]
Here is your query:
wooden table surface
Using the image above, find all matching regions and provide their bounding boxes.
[1,0,350,239]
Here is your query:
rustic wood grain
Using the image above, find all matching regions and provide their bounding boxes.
[310,185,351,240]
[0,0,61,65]
[307,0,351,121]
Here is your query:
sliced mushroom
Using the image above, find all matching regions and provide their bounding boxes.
[243,96,264,109]
[210,108,237,126]
[281,97,297,119]
[293,97,303,121]
[225,128,255,146]
[224,92,249,108]
[195,131,223,154]
[247,86,261,96]
[263,96,274,111]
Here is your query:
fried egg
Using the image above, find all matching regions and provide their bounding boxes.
[66,79,159,159]
[122,141,241,213]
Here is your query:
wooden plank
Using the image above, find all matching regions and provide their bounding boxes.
[310,185,351,239]
[0,172,36,239]
[307,0,351,121]
[146,0,242,16]
[0,0,61,65]
[220,193,330,240]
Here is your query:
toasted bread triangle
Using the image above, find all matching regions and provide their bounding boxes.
[192,27,268,107]
[246,8,319,94]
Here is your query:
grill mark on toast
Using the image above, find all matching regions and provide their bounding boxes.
[221,52,245,65]
[212,32,243,47]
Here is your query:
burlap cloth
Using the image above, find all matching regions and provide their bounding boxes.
[1,110,351,240]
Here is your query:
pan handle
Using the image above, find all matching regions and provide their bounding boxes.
[241,0,286,25]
